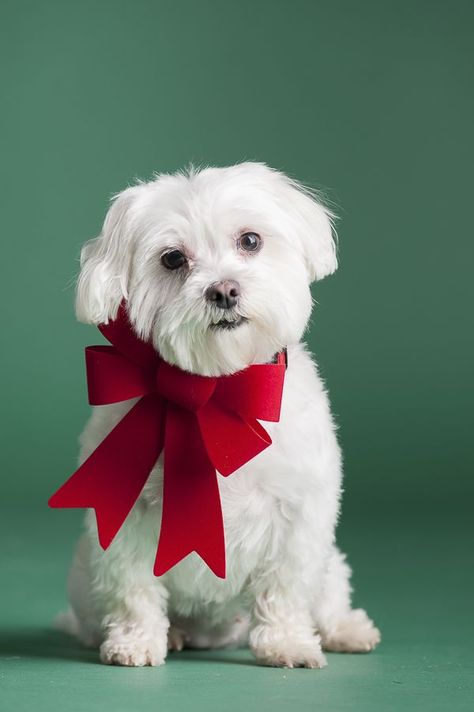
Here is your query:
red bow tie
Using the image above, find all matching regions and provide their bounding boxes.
[49,304,286,578]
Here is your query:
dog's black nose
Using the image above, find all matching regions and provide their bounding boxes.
[205,280,241,309]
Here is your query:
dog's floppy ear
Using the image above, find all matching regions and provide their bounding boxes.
[75,185,143,324]
[279,175,338,282]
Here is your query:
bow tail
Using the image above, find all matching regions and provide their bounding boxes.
[154,403,226,578]
[197,399,272,476]
[49,394,165,549]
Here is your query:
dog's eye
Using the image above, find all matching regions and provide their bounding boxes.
[161,249,187,270]
[238,232,262,253]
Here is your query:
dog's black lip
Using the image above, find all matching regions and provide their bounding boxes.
[210,316,248,331]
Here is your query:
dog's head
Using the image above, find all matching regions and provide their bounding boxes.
[76,162,337,375]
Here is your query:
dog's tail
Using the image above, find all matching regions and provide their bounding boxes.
[54,607,80,637]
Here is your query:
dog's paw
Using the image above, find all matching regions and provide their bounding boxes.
[250,626,327,669]
[321,608,381,653]
[167,625,187,652]
[100,635,166,667]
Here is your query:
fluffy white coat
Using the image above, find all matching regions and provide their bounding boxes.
[60,162,380,668]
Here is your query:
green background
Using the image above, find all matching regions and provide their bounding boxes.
[1,1,473,710]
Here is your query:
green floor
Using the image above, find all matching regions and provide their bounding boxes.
[1,502,472,712]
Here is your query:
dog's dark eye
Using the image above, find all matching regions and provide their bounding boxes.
[238,232,261,253]
[161,249,187,270]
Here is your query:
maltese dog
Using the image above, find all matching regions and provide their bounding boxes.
[58,161,380,668]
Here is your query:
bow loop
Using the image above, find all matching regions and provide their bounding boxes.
[86,345,155,405]
[215,363,285,422]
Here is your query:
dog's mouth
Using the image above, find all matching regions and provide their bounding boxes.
[210,316,248,331]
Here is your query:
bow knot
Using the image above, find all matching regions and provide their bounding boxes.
[155,361,216,412]
[49,304,286,578]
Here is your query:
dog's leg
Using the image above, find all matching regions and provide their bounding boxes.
[248,522,329,669]
[85,508,170,667]
[249,578,326,668]
[71,408,170,666]
[315,547,381,653]
[62,533,102,648]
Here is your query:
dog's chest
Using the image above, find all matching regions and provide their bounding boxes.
[162,472,283,605]
[135,346,333,603]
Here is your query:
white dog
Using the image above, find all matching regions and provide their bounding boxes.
[59,161,380,668]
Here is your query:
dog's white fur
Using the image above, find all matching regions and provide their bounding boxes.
[61,162,380,668]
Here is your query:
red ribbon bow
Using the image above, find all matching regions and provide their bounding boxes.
[49,305,286,578]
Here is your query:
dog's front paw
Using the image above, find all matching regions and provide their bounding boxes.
[321,608,381,653]
[250,626,327,669]
[100,633,167,667]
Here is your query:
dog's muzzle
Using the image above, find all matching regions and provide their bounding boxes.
[205,280,241,310]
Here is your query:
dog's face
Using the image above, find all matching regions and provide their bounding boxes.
[76,163,337,375]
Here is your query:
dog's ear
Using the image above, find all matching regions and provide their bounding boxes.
[279,175,338,282]
[75,185,143,324]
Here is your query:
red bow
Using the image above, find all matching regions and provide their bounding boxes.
[49,305,286,578]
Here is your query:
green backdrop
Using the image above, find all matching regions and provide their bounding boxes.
[1,2,473,711]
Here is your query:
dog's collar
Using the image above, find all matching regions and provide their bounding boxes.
[271,348,288,369]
